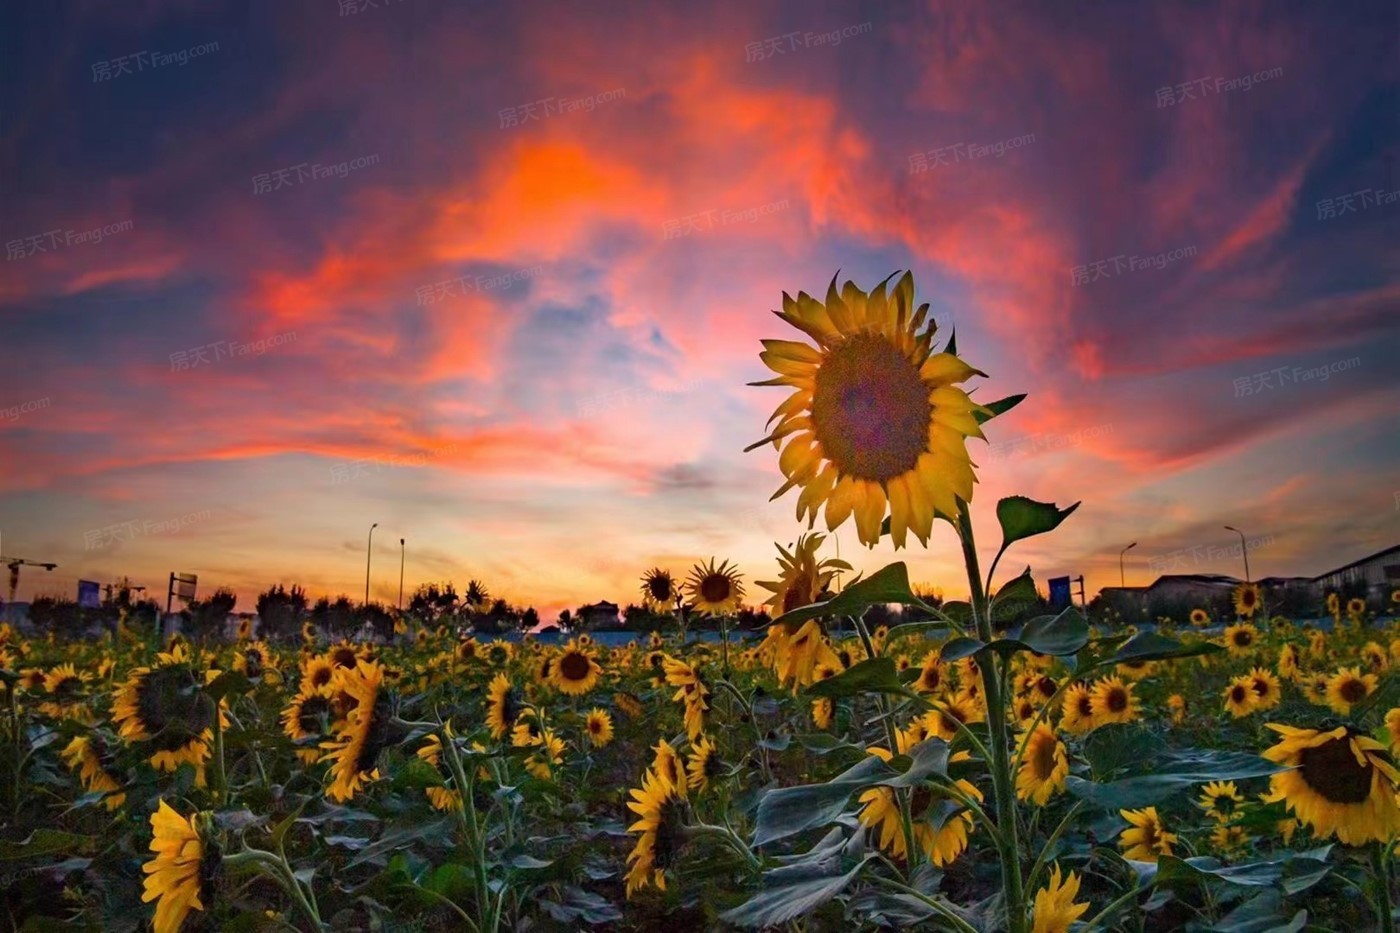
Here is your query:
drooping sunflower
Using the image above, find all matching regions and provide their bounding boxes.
[1189,608,1210,627]
[1118,807,1177,861]
[1325,666,1377,715]
[1198,780,1245,823]
[1015,723,1069,806]
[1277,643,1300,681]
[625,767,688,897]
[553,641,603,696]
[651,740,689,798]
[1233,582,1261,618]
[640,568,679,612]
[112,645,222,778]
[320,661,394,802]
[485,673,523,739]
[1223,677,1259,718]
[585,708,614,748]
[142,800,219,933]
[663,655,710,740]
[749,271,986,548]
[686,735,724,792]
[768,618,840,691]
[684,558,745,616]
[60,735,126,810]
[858,749,982,866]
[754,533,849,616]
[1262,724,1400,844]
[1222,623,1258,657]
[1030,864,1089,933]
[1089,676,1139,727]
[614,691,644,719]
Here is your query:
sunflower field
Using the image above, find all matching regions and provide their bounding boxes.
[5,273,1400,932]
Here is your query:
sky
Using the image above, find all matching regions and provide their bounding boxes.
[1,0,1398,621]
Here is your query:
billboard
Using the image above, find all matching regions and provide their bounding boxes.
[175,573,198,600]
[1048,576,1072,610]
[78,580,102,608]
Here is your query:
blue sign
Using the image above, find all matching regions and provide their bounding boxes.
[78,579,101,609]
[1048,576,1071,610]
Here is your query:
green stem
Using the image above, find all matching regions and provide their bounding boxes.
[852,612,919,875]
[209,697,227,803]
[225,848,322,931]
[1024,802,1084,893]
[1375,843,1395,933]
[869,875,979,933]
[690,822,762,870]
[956,500,1026,933]
[1082,882,1147,931]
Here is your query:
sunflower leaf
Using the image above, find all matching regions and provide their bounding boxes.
[996,496,1080,548]
[937,609,1088,660]
[1111,631,1222,663]
[973,393,1026,424]
[807,658,919,700]
[751,755,894,847]
[771,563,936,628]
[719,853,876,928]
[1066,750,1284,809]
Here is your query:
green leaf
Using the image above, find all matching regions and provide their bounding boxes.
[935,609,1089,661]
[1067,750,1284,809]
[719,855,876,928]
[772,563,935,628]
[807,658,918,700]
[974,393,1026,424]
[875,739,950,788]
[752,756,890,847]
[990,567,1038,621]
[996,496,1080,548]
[0,830,97,861]
[204,670,254,702]
[1155,855,1283,888]
[1112,631,1222,663]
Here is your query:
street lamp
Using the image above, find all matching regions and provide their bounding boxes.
[1119,542,1137,588]
[398,538,405,611]
[365,523,378,604]
[1224,526,1251,582]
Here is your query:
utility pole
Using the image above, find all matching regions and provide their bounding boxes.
[398,538,406,611]
[1223,526,1251,582]
[365,523,378,604]
[1119,542,1137,588]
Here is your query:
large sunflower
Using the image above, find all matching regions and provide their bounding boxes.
[320,661,394,802]
[1016,723,1069,806]
[686,735,724,792]
[1325,666,1377,715]
[1262,724,1400,844]
[142,800,219,933]
[625,767,688,897]
[552,641,603,696]
[1222,623,1258,657]
[640,568,679,612]
[857,751,981,866]
[112,645,221,778]
[684,558,744,616]
[1089,676,1139,727]
[749,271,986,548]
[754,533,849,616]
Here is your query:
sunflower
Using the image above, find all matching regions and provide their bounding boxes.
[299,655,336,694]
[754,533,849,616]
[585,708,614,748]
[1198,780,1245,823]
[1233,582,1261,618]
[485,673,523,740]
[1326,592,1340,618]
[1246,667,1282,710]
[1031,864,1089,933]
[1325,666,1376,715]
[1346,597,1367,619]
[1277,643,1300,681]
[768,620,841,691]
[812,696,834,729]
[651,740,689,797]
[1362,641,1388,673]
[1089,676,1139,727]
[112,645,220,778]
[327,641,366,670]
[1119,807,1177,861]
[625,766,688,897]
[640,568,679,612]
[553,641,603,696]
[455,638,479,663]
[281,687,335,765]
[1223,677,1259,718]
[484,641,514,667]
[320,661,393,802]
[913,649,946,694]
[1262,724,1400,844]
[523,728,566,780]
[44,662,89,695]
[1189,608,1210,627]
[1308,629,1326,660]
[858,753,981,866]
[60,735,126,810]
[663,656,710,740]
[1168,693,1187,724]
[614,691,644,720]
[1015,723,1069,806]
[1388,708,1400,756]
[1221,623,1258,658]
[750,271,986,548]
[684,558,744,616]
[142,800,219,933]
[1059,683,1097,734]
[232,641,277,683]
[686,735,724,792]
[924,694,983,741]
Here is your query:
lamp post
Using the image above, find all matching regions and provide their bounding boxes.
[365,523,378,604]
[1224,526,1250,582]
[1119,541,1137,588]
[398,538,405,611]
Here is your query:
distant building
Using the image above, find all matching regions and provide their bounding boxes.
[577,601,621,629]
[1312,545,1400,600]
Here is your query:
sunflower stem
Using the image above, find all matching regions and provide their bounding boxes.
[956,499,1026,933]
[208,695,227,804]
[1374,843,1395,933]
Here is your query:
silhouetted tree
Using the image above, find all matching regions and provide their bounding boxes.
[184,588,238,642]
[408,582,459,625]
[27,597,91,639]
[311,595,358,638]
[256,584,308,642]
[356,602,395,641]
[521,607,540,632]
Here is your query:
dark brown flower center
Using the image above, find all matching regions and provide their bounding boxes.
[332,648,358,668]
[1106,688,1127,712]
[1299,735,1374,804]
[810,333,932,482]
[559,651,592,681]
[1230,685,1249,704]
[1339,679,1368,703]
[137,666,212,751]
[1031,735,1057,779]
[700,574,732,604]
